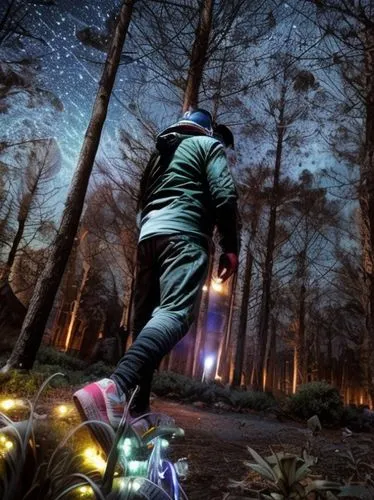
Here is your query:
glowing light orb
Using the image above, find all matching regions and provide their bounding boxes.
[5,440,13,450]
[204,355,215,370]
[56,404,68,416]
[78,485,93,497]
[122,437,132,458]
[83,447,106,472]
[0,399,15,411]
[211,281,223,292]
[0,435,14,455]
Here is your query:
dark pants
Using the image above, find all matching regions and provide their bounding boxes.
[111,235,209,412]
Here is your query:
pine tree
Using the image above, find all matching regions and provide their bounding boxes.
[2,0,136,371]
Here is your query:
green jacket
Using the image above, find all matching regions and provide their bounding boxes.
[138,130,240,254]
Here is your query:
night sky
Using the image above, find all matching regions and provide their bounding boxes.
[1,1,342,204]
[1,0,147,198]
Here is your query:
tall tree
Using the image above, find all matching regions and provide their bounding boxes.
[2,0,136,371]
[231,165,271,387]
[301,0,374,403]
[253,54,320,391]
[0,138,60,281]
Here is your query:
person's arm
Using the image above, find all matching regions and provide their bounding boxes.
[205,141,241,281]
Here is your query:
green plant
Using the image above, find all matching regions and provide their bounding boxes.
[232,447,371,499]
[36,346,87,371]
[286,382,344,426]
[0,373,186,499]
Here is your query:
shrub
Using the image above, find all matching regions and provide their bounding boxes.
[84,361,114,380]
[0,370,44,396]
[152,371,276,411]
[224,388,276,411]
[36,345,87,371]
[287,381,344,425]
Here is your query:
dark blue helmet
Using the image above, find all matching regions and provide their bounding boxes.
[161,108,213,136]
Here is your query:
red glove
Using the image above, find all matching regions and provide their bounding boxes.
[217,253,238,283]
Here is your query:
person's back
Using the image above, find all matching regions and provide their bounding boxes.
[139,118,239,257]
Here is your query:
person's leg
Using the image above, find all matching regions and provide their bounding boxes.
[127,241,160,414]
[74,235,209,449]
[113,238,162,413]
[73,240,159,452]
[111,235,209,401]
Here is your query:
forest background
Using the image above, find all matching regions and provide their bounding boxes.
[0,0,373,407]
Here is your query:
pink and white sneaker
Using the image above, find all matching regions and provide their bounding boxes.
[73,378,127,455]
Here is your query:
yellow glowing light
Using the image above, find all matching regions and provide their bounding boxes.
[1,399,15,411]
[5,440,13,450]
[211,281,223,293]
[57,404,68,416]
[78,485,93,497]
[83,447,106,472]
[0,435,6,443]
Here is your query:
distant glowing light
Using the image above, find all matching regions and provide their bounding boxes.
[204,355,215,371]
[202,284,208,292]
[0,399,15,411]
[211,281,223,293]
[83,447,106,472]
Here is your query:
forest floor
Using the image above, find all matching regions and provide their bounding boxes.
[22,389,374,500]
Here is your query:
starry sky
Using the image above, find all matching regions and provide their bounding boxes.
[1,0,149,198]
[1,0,346,204]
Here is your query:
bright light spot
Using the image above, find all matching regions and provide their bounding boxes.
[0,435,14,454]
[202,284,208,292]
[204,355,215,370]
[57,405,68,416]
[127,460,147,476]
[161,439,169,448]
[122,438,132,458]
[211,281,223,293]
[1,399,15,411]
[5,441,13,450]
[78,485,93,497]
[132,479,141,492]
[83,447,106,472]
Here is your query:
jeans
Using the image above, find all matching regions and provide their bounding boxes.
[111,235,209,412]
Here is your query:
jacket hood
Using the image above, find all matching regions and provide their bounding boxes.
[156,130,203,154]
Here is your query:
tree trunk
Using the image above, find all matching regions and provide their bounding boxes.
[64,260,90,352]
[362,26,374,403]
[1,217,26,281]
[192,252,213,378]
[2,0,136,371]
[182,0,214,112]
[256,86,286,391]
[217,271,237,384]
[232,227,257,387]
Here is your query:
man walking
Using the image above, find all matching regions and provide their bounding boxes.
[74,109,240,453]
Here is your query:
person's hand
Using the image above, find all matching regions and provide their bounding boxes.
[216,253,238,283]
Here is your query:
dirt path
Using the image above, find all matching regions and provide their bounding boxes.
[149,399,374,499]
